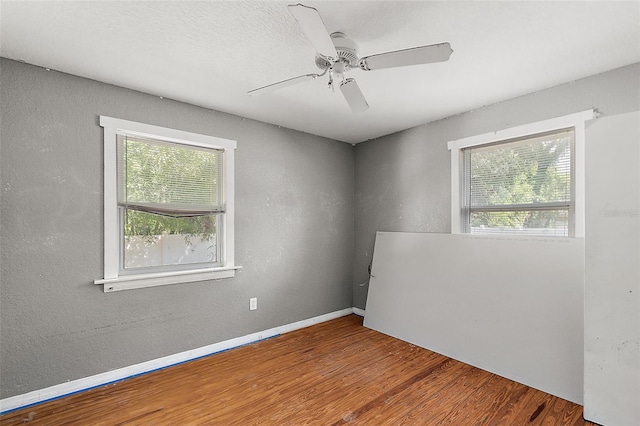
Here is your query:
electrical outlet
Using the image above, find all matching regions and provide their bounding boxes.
[249,297,257,311]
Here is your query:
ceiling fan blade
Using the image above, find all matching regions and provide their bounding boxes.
[248,73,318,96]
[288,4,338,60]
[359,42,453,71]
[340,78,369,113]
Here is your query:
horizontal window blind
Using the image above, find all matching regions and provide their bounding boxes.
[461,128,575,236]
[117,135,224,217]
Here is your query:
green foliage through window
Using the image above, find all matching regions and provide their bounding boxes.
[463,129,574,235]
[116,134,223,269]
[124,210,217,243]
[117,135,223,242]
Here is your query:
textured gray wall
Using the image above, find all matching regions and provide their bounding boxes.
[0,58,354,398]
[353,63,640,309]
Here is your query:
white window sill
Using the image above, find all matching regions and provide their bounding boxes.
[94,266,242,292]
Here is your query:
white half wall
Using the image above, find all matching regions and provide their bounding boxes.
[584,111,640,426]
[364,232,584,404]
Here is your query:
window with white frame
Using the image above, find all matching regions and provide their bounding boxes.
[96,117,238,292]
[462,128,575,236]
[448,110,595,238]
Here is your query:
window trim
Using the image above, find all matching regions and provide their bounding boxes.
[447,110,596,237]
[95,116,239,292]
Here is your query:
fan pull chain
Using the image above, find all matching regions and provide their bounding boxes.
[328,71,335,92]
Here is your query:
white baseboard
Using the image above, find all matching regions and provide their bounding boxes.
[352,307,365,317]
[0,307,356,414]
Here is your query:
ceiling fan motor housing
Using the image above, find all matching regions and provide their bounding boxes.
[315,32,359,70]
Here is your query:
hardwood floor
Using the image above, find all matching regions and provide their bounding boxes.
[1,314,596,425]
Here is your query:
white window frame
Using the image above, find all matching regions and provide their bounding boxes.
[95,116,239,292]
[447,110,597,237]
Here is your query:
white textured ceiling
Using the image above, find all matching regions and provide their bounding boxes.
[1,1,639,144]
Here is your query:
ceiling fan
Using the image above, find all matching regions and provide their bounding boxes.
[248,3,453,113]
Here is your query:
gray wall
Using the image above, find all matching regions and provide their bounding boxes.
[353,63,640,309]
[0,58,354,399]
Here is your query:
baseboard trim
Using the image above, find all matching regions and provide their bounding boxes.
[352,307,365,317]
[0,307,356,414]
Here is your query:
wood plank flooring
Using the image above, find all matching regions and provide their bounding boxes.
[1,314,597,425]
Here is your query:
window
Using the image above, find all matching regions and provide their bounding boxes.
[96,117,238,292]
[462,128,575,236]
[118,135,224,271]
[448,110,595,237]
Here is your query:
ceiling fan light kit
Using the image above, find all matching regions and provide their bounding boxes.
[248,3,453,114]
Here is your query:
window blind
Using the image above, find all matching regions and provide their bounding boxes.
[117,135,224,217]
[461,128,575,236]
